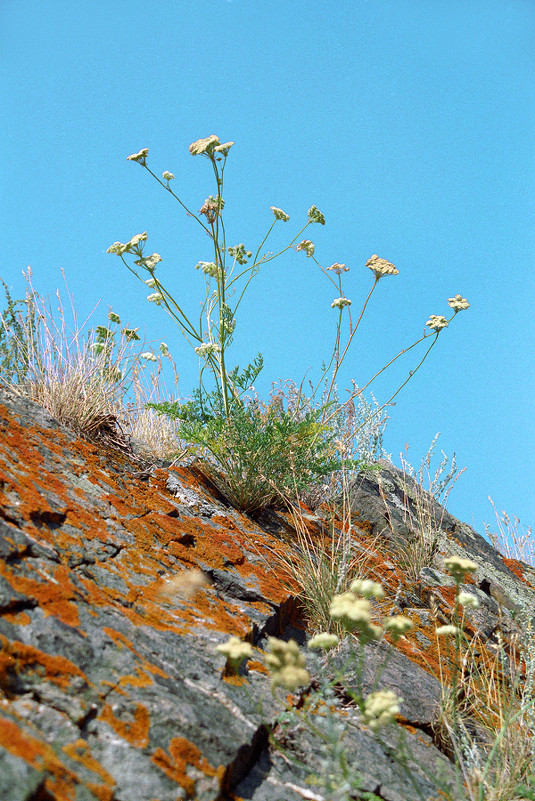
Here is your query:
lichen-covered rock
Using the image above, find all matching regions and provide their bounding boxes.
[0,392,533,800]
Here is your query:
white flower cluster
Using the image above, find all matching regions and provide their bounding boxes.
[443,555,478,581]
[447,294,470,313]
[363,690,402,731]
[436,624,460,637]
[308,632,340,651]
[189,135,234,157]
[216,636,254,671]
[327,263,349,274]
[107,232,148,256]
[457,591,479,609]
[349,579,385,599]
[135,253,162,272]
[296,240,315,257]
[425,315,449,332]
[194,343,221,357]
[384,614,413,642]
[196,261,223,279]
[265,637,310,691]
[366,254,398,278]
[127,148,149,163]
[331,297,352,310]
[329,592,382,642]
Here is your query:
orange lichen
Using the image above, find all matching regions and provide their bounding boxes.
[0,563,81,628]
[0,715,80,801]
[222,673,247,686]
[62,739,115,786]
[247,659,269,675]
[1,610,31,625]
[102,628,170,678]
[0,634,87,691]
[151,735,219,795]
[98,702,150,747]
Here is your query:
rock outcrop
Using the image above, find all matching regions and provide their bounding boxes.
[1,392,534,801]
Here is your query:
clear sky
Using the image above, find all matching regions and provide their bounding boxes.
[2,0,534,538]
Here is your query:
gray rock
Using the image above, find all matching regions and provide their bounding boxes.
[1,391,533,800]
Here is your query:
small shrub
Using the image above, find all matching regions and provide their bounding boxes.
[154,392,348,513]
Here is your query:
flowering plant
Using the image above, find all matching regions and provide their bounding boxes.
[107,136,470,507]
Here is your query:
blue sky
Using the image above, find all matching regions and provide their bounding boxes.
[2,0,534,537]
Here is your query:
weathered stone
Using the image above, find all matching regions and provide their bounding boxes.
[1,391,534,800]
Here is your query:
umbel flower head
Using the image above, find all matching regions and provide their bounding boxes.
[196,261,224,279]
[308,632,340,651]
[327,263,349,274]
[189,135,220,156]
[448,294,470,313]
[107,232,148,257]
[296,240,315,257]
[265,637,310,691]
[363,690,402,731]
[214,141,234,156]
[457,591,480,609]
[384,615,413,642]
[308,205,325,225]
[366,254,398,278]
[270,206,290,222]
[436,624,460,637]
[162,170,175,182]
[216,636,254,672]
[135,253,162,272]
[331,297,352,309]
[127,148,149,163]
[194,342,221,357]
[349,578,385,599]
[189,135,233,158]
[444,555,478,582]
[329,592,382,642]
[426,315,448,332]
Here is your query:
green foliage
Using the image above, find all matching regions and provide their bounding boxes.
[152,393,354,513]
[0,279,38,385]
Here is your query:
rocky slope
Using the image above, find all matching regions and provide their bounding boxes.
[1,391,534,801]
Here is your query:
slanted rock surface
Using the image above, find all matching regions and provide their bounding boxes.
[1,392,534,800]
